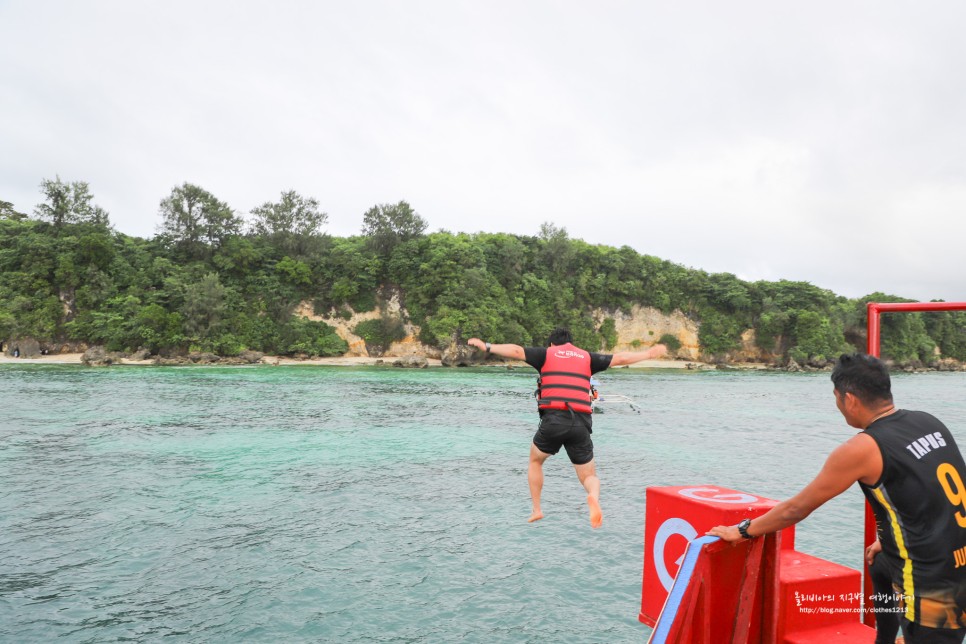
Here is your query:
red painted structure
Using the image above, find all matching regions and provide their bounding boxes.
[639,485,793,625]
[862,301,966,624]
[641,485,874,642]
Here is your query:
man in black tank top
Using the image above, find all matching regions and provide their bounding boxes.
[709,353,966,644]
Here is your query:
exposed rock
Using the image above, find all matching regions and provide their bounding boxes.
[389,334,442,359]
[237,350,264,364]
[592,305,700,360]
[189,352,221,364]
[295,293,441,359]
[806,356,832,369]
[6,337,41,358]
[154,356,191,366]
[392,356,428,368]
[785,358,802,372]
[441,343,476,367]
[933,358,966,372]
[130,347,152,361]
[82,346,116,366]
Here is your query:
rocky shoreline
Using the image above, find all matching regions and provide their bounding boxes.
[2,346,964,373]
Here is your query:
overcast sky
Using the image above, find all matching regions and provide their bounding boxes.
[3,1,965,302]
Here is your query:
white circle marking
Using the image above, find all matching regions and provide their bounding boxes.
[653,517,698,592]
[678,487,758,504]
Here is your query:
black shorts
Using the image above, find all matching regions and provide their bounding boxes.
[532,412,594,465]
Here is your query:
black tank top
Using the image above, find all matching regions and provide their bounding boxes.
[860,409,966,623]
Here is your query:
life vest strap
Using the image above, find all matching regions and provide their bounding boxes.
[540,371,591,381]
[538,396,593,405]
[545,383,591,393]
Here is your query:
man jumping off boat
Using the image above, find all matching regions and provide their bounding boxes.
[709,353,966,644]
[467,328,666,529]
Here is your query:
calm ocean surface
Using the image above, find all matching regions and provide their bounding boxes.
[3,364,966,643]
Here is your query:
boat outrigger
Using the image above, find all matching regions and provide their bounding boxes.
[590,377,641,414]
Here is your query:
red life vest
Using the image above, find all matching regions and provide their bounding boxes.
[537,343,593,414]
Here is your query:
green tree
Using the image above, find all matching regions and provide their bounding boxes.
[0,200,27,221]
[537,222,574,276]
[858,293,936,363]
[134,304,184,353]
[158,183,240,259]
[925,309,966,362]
[249,190,328,258]
[316,236,380,312]
[698,309,742,357]
[598,317,618,350]
[788,309,846,363]
[275,256,313,287]
[353,316,406,356]
[280,317,347,357]
[182,273,228,340]
[361,201,427,256]
[33,177,110,228]
[213,236,262,276]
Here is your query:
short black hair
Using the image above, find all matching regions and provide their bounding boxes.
[547,327,573,346]
[831,353,893,405]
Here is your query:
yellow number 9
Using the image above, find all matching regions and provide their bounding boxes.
[937,463,966,528]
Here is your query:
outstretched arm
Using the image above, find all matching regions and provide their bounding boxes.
[609,344,668,367]
[467,337,526,361]
[707,433,880,542]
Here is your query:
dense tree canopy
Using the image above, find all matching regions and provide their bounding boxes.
[2,180,964,364]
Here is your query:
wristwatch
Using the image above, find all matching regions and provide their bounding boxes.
[737,518,754,540]
[485,342,491,353]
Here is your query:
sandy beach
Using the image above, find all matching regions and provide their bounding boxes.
[0,353,703,369]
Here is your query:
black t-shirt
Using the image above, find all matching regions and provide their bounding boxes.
[860,409,966,624]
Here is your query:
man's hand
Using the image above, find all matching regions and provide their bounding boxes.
[467,338,486,352]
[706,524,744,543]
[865,538,882,566]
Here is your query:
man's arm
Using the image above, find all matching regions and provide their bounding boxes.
[467,337,526,361]
[707,433,880,542]
[609,344,668,367]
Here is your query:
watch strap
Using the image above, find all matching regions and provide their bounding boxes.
[737,518,754,539]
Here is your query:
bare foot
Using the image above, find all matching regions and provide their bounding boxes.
[587,495,602,528]
[528,511,544,523]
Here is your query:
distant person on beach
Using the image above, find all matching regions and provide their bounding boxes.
[709,353,966,644]
[467,328,666,529]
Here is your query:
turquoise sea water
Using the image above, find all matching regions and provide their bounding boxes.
[3,364,966,643]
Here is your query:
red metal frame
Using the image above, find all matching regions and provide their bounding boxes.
[863,301,966,624]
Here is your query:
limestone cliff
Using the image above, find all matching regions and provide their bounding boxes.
[296,299,730,362]
[592,305,700,360]
[295,293,440,359]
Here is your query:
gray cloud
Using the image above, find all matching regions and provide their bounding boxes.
[3,1,965,301]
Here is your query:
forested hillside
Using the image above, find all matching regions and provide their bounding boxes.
[3,178,965,366]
